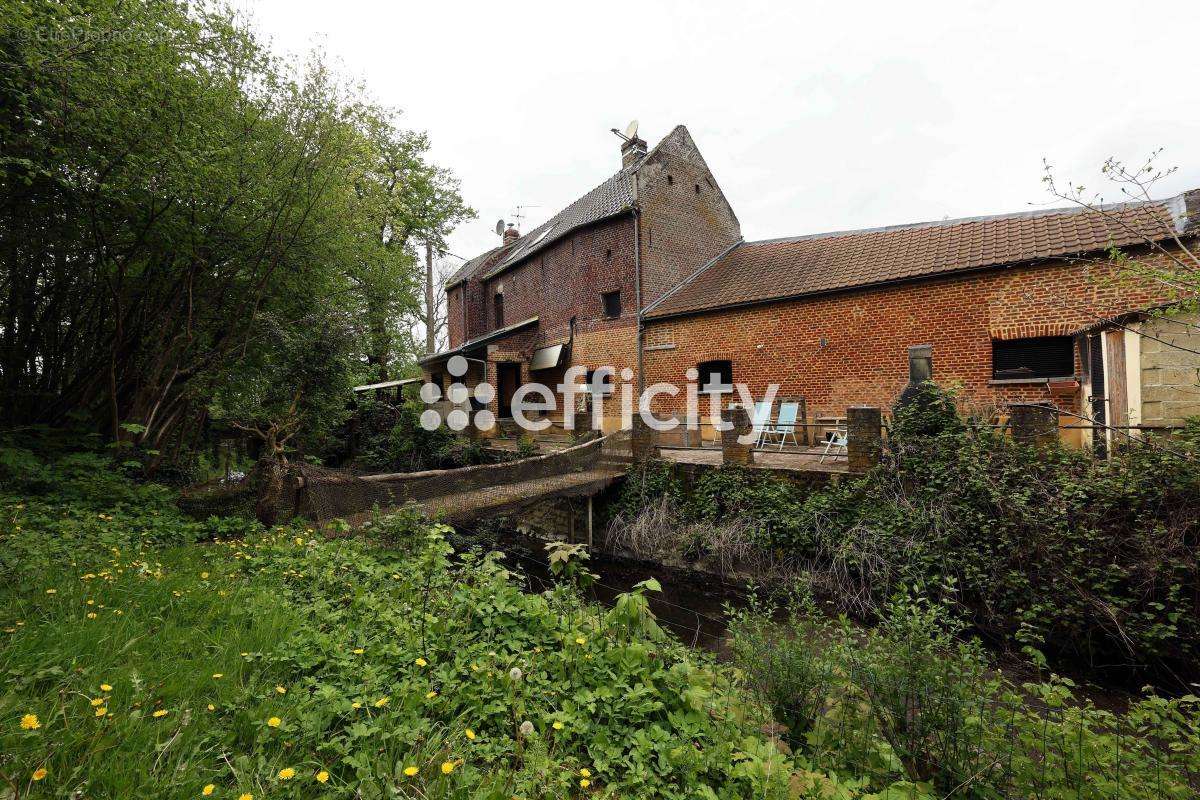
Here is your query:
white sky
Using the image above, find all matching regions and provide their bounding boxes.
[234,0,1200,266]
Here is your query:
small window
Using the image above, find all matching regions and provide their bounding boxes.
[493,292,504,329]
[585,369,615,396]
[697,359,733,393]
[601,290,621,319]
[908,344,933,384]
[992,336,1074,380]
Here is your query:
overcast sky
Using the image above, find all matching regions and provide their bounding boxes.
[234,0,1200,267]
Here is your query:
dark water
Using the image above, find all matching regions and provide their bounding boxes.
[457,528,745,655]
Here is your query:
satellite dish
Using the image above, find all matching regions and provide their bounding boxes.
[623,119,639,140]
[494,219,505,236]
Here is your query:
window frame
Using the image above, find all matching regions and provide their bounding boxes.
[493,292,504,329]
[990,336,1075,382]
[601,290,622,319]
[696,359,734,394]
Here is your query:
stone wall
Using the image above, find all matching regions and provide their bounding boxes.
[1139,311,1200,428]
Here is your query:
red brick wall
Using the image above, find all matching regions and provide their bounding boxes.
[636,126,742,305]
[641,251,1176,420]
[482,215,637,348]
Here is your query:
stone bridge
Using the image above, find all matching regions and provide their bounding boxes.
[296,432,632,525]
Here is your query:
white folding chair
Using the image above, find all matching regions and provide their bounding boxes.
[819,428,848,462]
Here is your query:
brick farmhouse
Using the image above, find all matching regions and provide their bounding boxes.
[422,125,1200,446]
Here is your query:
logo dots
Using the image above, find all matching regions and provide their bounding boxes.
[418,354,497,432]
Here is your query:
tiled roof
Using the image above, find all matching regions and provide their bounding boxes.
[477,165,639,282]
[645,198,1187,319]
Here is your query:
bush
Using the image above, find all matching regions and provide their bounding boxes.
[730,593,1200,799]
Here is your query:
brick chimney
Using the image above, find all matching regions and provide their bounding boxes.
[502,223,520,246]
[621,135,647,169]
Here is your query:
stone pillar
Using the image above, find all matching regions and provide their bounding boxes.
[846,406,882,473]
[631,414,657,462]
[720,407,755,466]
[1009,403,1059,447]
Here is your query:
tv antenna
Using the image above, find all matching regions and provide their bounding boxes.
[511,204,541,231]
[610,119,639,142]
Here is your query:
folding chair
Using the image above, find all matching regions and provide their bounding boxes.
[819,427,848,462]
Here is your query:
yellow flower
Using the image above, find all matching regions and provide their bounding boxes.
[95,706,107,717]
[374,696,389,708]
[45,589,56,594]
[440,761,455,775]
[352,648,364,654]
[351,701,361,709]
[267,716,281,728]
[275,685,286,694]
[403,766,418,777]
[200,572,209,579]
[315,770,329,784]
[580,768,591,777]
[277,767,295,780]
[207,704,215,711]
[32,767,47,781]
[415,657,428,667]
[425,690,438,699]
[202,784,215,796]
[580,779,590,789]
[465,728,476,740]
[100,684,112,692]
[86,599,94,605]
[212,673,223,679]
[152,709,168,718]
[552,721,564,730]
[575,637,586,645]
[238,794,252,800]
[86,612,97,619]
[20,713,40,730]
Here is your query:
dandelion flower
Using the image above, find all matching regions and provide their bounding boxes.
[351,702,361,709]
[580,768,591,777]
[32,768,47,781]
[552,721,564,730]
[95,707,107,717]
[580,779,590,789]
[509,667,522,682]
[19,713,40,730]
[440,761,455,775]
[267,716,281,728]
[238,794,252,800]
[86,612,97,619]
[277,767,295,780]
[275,685,286,694]
[315,770,329,784]
[212,673,223,679]
[201,572,209,579]
[45,589,56,594]
[465,728,476,740]
[90,698,105,707]
[425,690,437,699]
[403,766,418,777]
[100,684,112,692]
[352,648,364,655]
[575,637,586,645]
[374,696,389,708]
[415,657,427,667]
[202,784,215,796]
[152,709,169,718]
[519,720,534,737]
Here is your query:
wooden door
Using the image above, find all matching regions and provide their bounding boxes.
[496,363,520,419]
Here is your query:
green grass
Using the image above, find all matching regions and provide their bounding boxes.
[0,465,803,799]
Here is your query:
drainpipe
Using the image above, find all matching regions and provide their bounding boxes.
[633,206,644,395]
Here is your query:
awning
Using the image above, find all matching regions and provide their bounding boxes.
[530,343,567,371]
[417,317,540,365]
[352,378,420,393]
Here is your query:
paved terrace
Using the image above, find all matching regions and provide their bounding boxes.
[657,445,851,473]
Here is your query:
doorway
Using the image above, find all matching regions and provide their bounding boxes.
[496,363,521,419]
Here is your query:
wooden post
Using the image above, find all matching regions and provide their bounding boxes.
[587,495,593,548]
[846,406,882,473]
